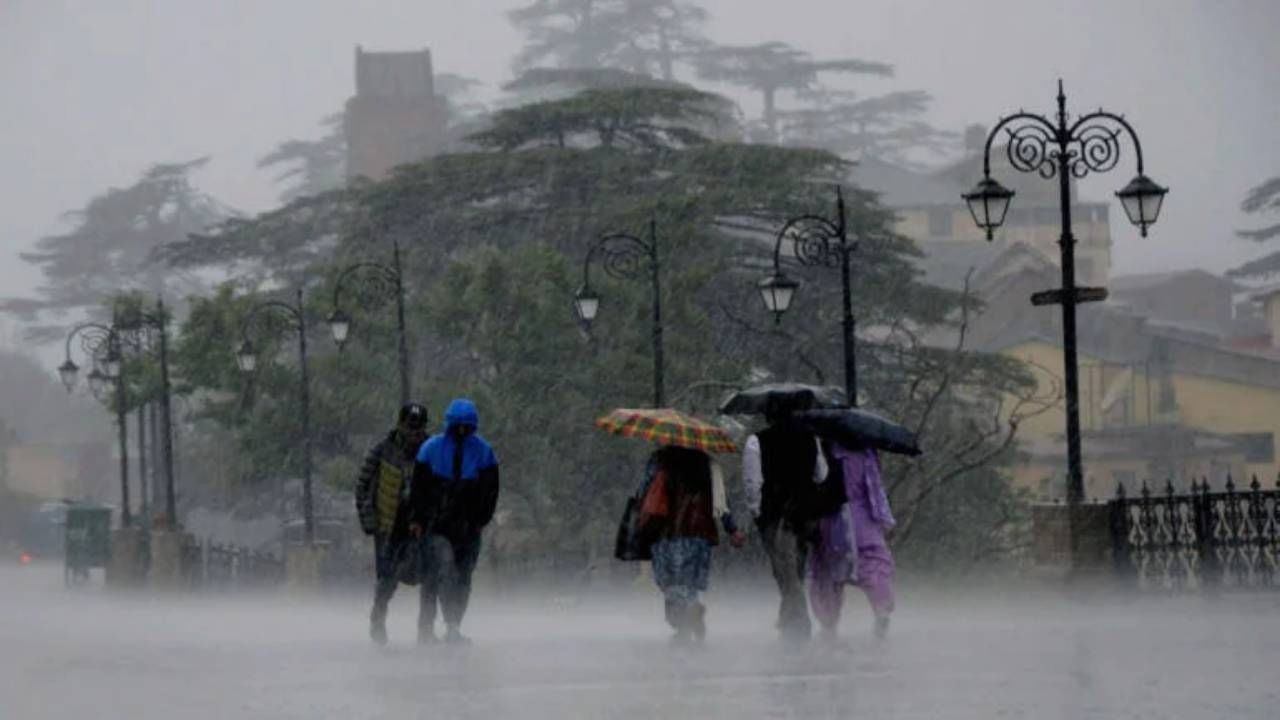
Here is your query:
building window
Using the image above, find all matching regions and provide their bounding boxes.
[928,208,953,237]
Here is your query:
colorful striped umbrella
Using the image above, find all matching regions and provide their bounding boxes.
[595,408,739,454]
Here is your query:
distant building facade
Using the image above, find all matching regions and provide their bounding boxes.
[344,46,449,181]
[954,258,1280,499]
[847,135,1280,499]
[852,127,1113,290]
[1109,270,1242,338]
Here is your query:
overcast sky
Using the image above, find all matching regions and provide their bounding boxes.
[1,0,1277,336]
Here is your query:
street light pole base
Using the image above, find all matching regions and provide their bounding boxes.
[105,527,148,589]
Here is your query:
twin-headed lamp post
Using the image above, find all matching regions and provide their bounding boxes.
[962,80,1167,507]
[59,299,177,528]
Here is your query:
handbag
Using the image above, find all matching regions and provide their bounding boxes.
[613,494,651,562]
[394,540,422,586]
[638,468,670,520]
[614,469,669,562]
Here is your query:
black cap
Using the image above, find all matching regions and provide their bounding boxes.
[398,403,429,430]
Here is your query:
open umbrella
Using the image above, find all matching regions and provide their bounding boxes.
[595,408,739,454]
[719,382,846,416]
[796,407,922,457]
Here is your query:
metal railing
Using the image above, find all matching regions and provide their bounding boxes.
[1111,476,1280,591]
[185,539,284,590]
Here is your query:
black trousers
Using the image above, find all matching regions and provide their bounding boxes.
[371,535,433,631]
[758,519,812,640]
[420,533,483,628]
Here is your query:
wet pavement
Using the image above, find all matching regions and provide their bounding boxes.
[2,563,1278,719]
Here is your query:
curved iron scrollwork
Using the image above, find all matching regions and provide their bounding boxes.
[993,109,1143,182]
[776,215,843,269]
[334,262,399,309]
[1003,121,1059,180]
[242,299,304,339]
[77,325,116,361]
[1068,122,1123,178]
[594,233,655,282]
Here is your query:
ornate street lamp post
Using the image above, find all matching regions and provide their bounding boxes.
[329,239,410,405]
[758,186,860,407]
[574,219,665,408]
[964,80,1168,507]
[60,320,130,526]
[60,300,179,528]
[236,288,316,545]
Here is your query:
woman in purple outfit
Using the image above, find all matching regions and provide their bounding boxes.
[807,442,896,641]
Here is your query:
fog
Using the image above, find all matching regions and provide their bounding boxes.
[2,0,1278,309]
[3,2,1280,718]
[4,564,1278,719]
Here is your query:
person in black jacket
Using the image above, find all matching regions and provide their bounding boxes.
[354,403,429,646]
[407,398,499,645]
[741,398,828,645]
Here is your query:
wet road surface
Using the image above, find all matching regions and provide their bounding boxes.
[3,564,1278,719]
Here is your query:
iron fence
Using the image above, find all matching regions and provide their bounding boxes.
[185,539,284,590]
[1111,476,1280,591]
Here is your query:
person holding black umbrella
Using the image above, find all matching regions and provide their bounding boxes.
[808,442,896,642]
[741,396,828,646]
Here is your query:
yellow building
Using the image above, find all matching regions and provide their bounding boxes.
[968,262,1280,501]
[851,150,1279,500]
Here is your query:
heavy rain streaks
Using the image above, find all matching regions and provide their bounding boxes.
[2,2,1280,719]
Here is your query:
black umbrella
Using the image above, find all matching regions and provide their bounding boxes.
[796,407,922,457]
[719,382,846,416]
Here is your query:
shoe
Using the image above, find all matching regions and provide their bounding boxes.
[874,613,890,640]
[670,629,694,648]
[444,626,471,645]
[417,628,438,646]
[370,621,388,647]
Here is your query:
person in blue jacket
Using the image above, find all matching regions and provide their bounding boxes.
[407,398,499,645]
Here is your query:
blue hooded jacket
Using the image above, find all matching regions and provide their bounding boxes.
[416,399,498,481]
[408,399,500,538]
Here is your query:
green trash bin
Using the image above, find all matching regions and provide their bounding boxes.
[65,505,112,586]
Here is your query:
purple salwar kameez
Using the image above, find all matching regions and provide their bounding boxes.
[807,445,896,631]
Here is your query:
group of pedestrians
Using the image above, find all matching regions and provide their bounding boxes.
[355,399,499,646]
[353,395,895,650]
[635,398,896,647]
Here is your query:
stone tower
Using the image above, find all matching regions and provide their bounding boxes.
[344,46,448,181]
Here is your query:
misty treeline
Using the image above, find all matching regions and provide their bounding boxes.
[1230,174,1280,280]
[3,0,1068,570]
